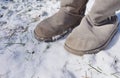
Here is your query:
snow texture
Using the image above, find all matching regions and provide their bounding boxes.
[0,0,120,78]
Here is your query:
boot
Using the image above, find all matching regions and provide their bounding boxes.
[34,0,88,42]
[65,0,120,56]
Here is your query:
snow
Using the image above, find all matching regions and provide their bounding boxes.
[0,0,120,78]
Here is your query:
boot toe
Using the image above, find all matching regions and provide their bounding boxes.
[34,19,54,41]
[65,28,100,55]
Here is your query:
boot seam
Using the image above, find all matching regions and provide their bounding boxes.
[78,0,88,15]
[87,15,115,26]
[62,8,84,18]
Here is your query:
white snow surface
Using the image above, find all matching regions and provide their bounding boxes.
[0,0,120,78]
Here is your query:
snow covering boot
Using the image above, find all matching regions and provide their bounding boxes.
[34,0,88,42]
[65,0,120,56]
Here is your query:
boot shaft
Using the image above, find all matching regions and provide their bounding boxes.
[89,0,120,25]
[61,0,88,14]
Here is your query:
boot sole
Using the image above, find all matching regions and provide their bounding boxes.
[34,26,76,42]
[64,20,119,56]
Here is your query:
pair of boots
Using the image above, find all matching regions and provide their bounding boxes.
[34,0,120,56]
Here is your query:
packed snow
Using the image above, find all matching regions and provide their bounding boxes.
[0,0,120,78]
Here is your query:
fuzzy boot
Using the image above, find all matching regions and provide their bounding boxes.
[65,0,120,56]
[34,0,88,42]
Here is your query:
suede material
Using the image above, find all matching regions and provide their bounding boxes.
[89,0,120,25]
[65,16,118,52]
[35,9,81,38]
[65,0,120,55]
[34,0,88,40]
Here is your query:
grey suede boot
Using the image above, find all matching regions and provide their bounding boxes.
[65,0,120,56]
[34,0,88,42]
